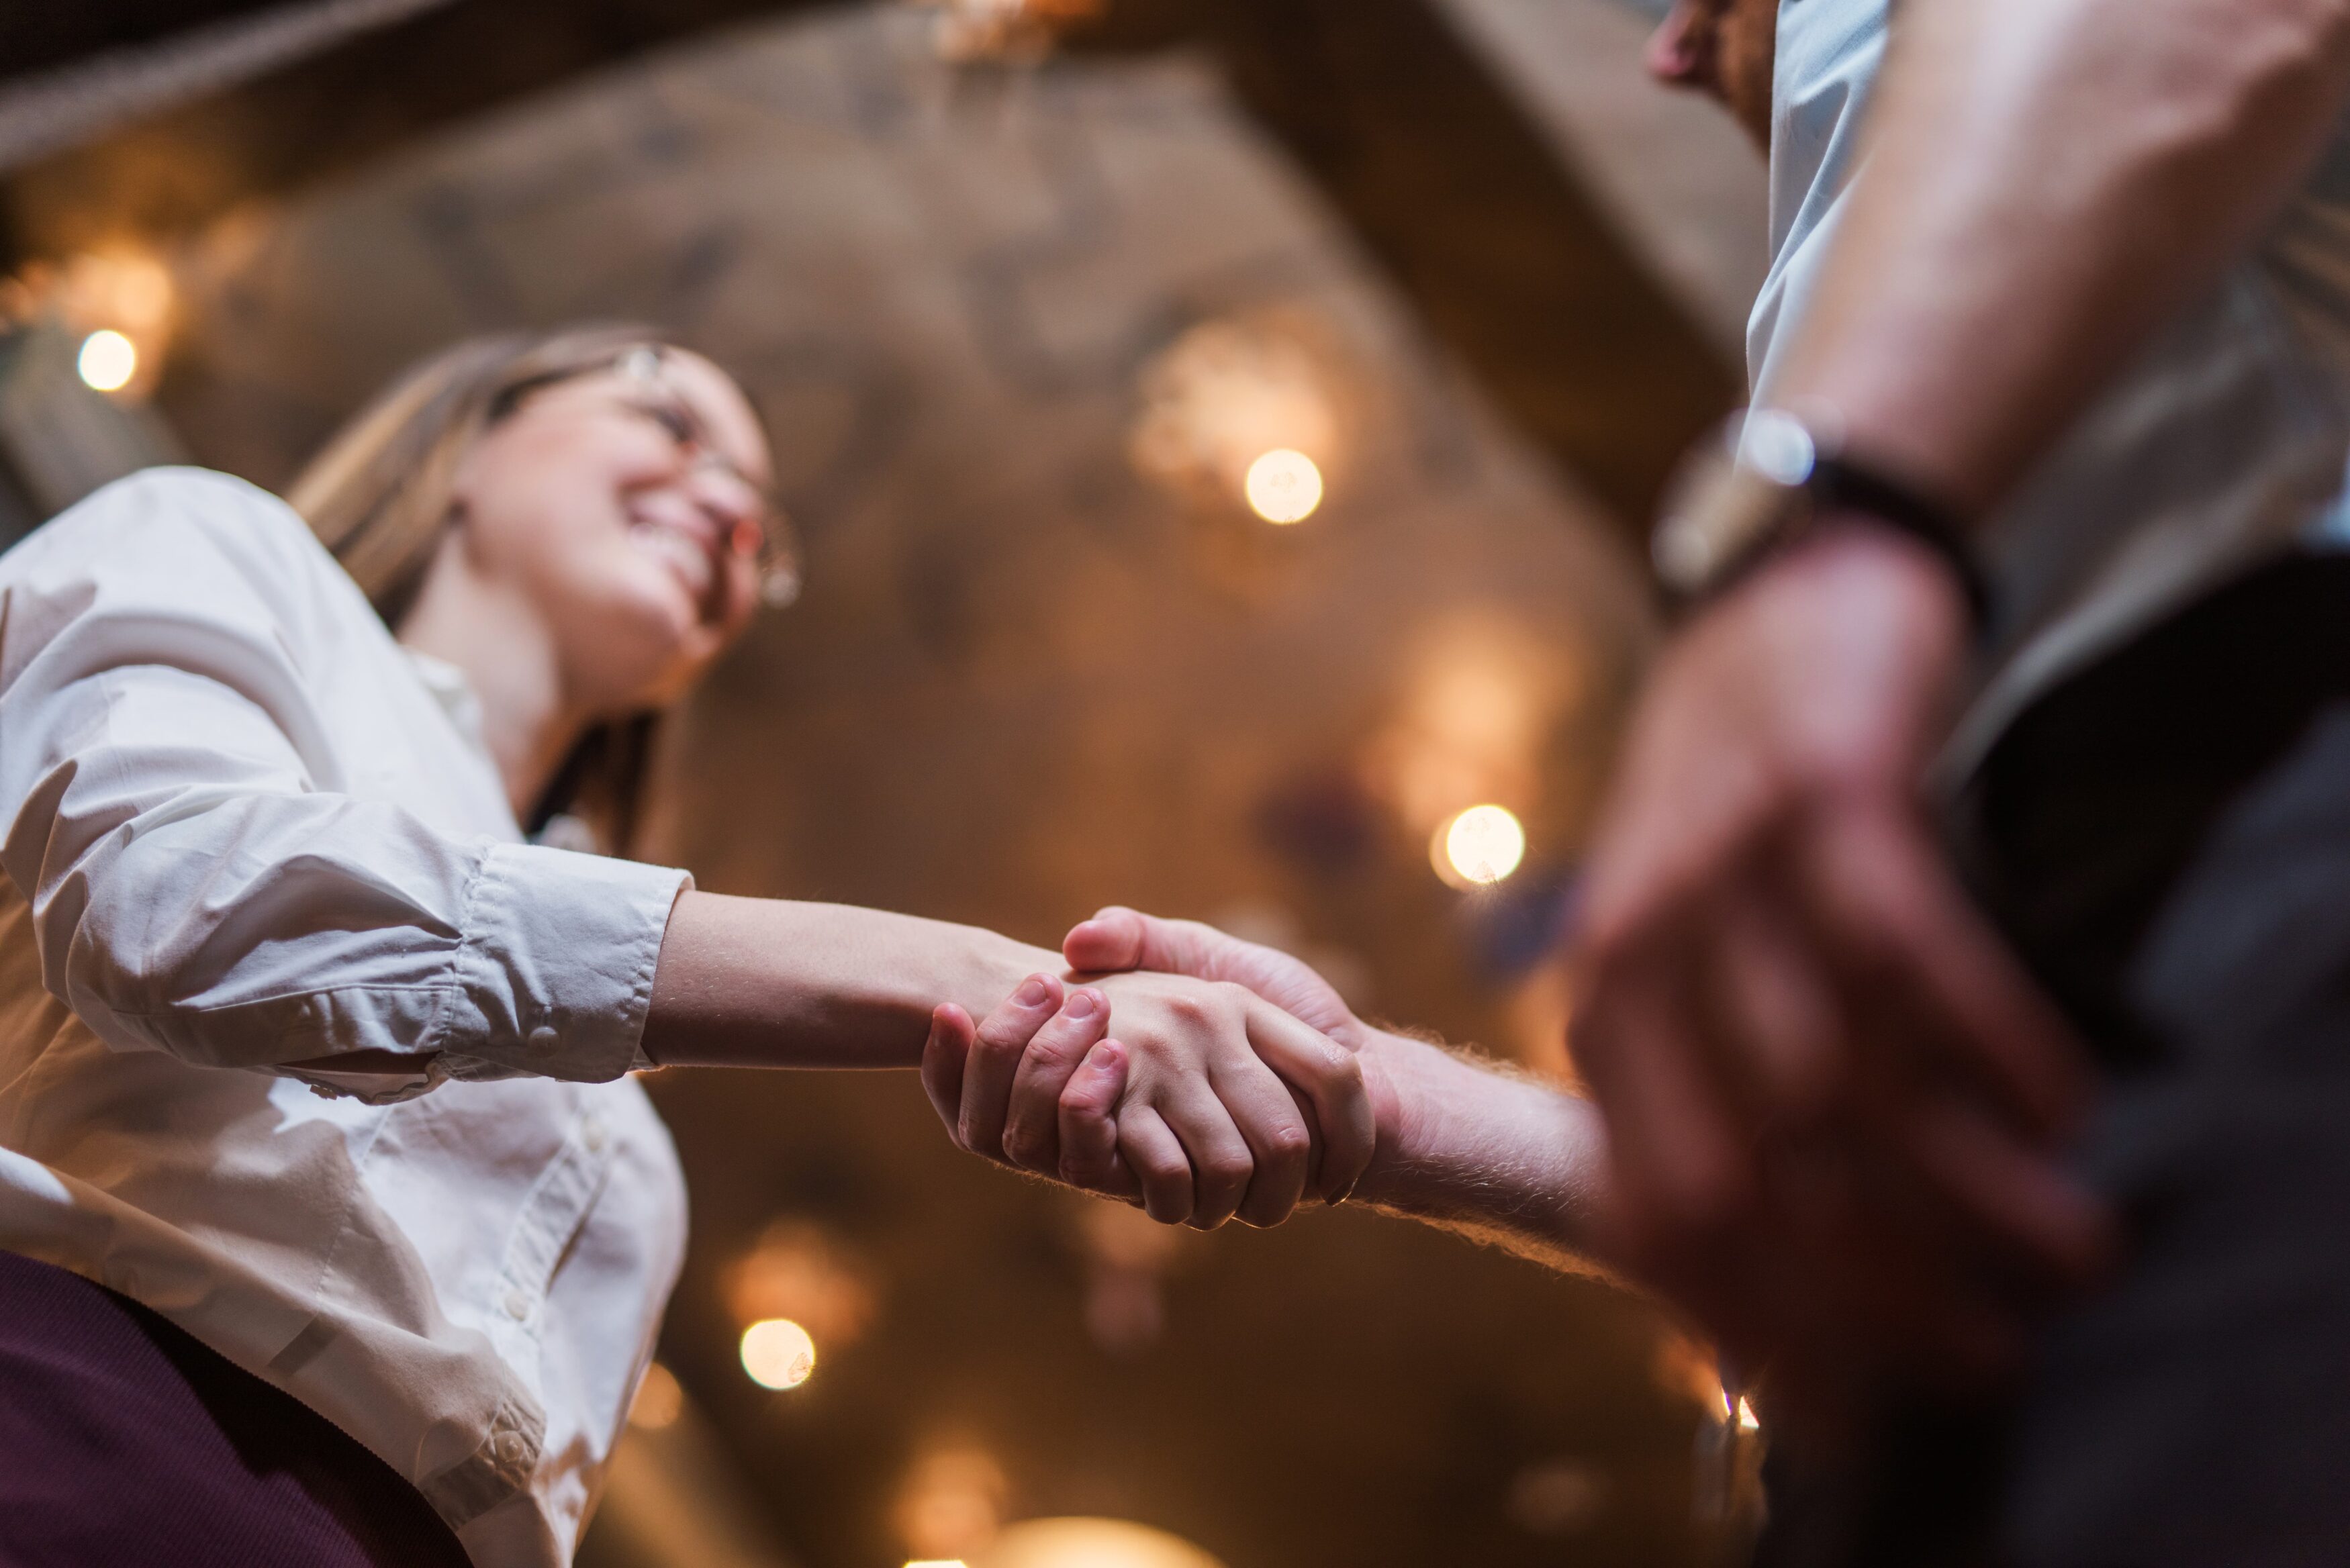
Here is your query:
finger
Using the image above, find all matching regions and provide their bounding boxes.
[1002,987,1113,1173]
[1903,1098,2116,1289]
[1574,950,1755,1245]
[1152,1079,1258,1230]
[1060,1040,1141,1199]
[959,973,1064,1163]
[1243,1003,1372,1206]
[1791,805,2087,1137]
[921,1003,977,1144]
[1119,1104,1195,1226]
[1695,874,1850,1128]
[1207,1049,1314,1228]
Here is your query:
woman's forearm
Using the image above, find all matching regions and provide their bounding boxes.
[1351,1029,1619,1279]
[639,891,1059,1070]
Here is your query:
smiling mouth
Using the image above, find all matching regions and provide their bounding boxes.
[628,513,721,613]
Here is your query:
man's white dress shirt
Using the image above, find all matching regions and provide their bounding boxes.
[1757,0,2350,773]
[0,468,695,1567]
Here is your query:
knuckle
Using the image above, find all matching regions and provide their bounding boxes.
[970,1026,1027,1061]
[1141,1150,1190,1185]
[1264,1122,1313,1163]
[1002,1122,1046,1167]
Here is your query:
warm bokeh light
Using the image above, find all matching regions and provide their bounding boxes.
[972,1518,1227,1568]
[627,1361,684,1430]
[77,330,138,392]
[1243,447,1324,524]
[739,1318,816,1389]
[1737,1397,1761,1432]
[897,1443,1007,1561]
[1434,803,1525,888]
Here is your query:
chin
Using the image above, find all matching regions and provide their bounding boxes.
[570,603,704,711]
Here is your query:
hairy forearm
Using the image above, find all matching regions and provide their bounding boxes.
[1782,0,2350,514]
[641,891,1057,1069]
[1350,1028,1619,1278]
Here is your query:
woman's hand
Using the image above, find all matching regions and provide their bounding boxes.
[921,968,1374,1230]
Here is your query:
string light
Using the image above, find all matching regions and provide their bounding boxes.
[1243,448,1324,524]
[1433,804,1526,888]
[627,1362,684,1430]
[739,1318,816,1389]
[77,330,138,392]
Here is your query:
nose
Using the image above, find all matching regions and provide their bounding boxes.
[1644,0,1714,90]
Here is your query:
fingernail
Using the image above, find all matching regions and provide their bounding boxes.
[1066,989,1099,1020]
[1016,977,1051,1007]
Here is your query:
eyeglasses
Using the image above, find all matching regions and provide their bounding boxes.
[497,344,802,609]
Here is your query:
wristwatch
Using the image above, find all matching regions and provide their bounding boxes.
[1650,408,1990,626]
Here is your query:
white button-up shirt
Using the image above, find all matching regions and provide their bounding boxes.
[1755,0,2350,773]
[0,469,694,1567]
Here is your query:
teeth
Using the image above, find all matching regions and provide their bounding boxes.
[631,520,712,591]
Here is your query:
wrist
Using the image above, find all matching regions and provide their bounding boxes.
[1656,408,1989,630]
[956,927,1067,1019]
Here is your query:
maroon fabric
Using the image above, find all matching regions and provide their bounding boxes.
[0,1248,473,1568]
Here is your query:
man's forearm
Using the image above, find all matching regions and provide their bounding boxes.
[1351,1029,1619,1278]
[1782,0,2350,515]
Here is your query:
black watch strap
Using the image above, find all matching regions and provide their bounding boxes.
[1808,456,1993,629]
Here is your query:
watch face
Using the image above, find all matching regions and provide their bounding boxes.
[1652,409,1819,596]
[1738,408,1820,488]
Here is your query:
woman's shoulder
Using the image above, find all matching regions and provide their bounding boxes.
[0,467,379,677]
[3,467,365,614]
[7,467,326,577]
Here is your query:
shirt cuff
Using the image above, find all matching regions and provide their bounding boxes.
[442,841,692,1084]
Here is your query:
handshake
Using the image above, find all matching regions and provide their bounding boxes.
[920,905,1385,1231]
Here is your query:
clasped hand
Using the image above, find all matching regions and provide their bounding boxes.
[921,942,1375,1230]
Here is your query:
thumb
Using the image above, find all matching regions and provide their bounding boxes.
[1065,905,1150,973]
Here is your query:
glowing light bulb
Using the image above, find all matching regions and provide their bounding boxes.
[1436,804,1526,887]
[77,330,138,392]
[739,1318,816,1389]
[1243,448,1323,524]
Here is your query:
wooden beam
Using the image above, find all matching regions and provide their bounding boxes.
[1072,0,1740,535]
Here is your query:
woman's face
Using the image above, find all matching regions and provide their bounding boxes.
[446,348,776,716]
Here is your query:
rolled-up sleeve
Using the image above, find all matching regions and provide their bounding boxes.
[0,469,689,1102]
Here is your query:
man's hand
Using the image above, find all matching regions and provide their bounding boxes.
[1064,907,1369,1049]
[919,967,1374,1229]
[1571,524,2111,1391]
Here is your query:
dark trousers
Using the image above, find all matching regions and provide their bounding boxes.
[0,1248,472,1567]
[1758,552,2350,1567]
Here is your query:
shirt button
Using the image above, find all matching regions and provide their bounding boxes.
[503,1288,530,1322]
[526,1024,559,1054]
[581,1115,608,1153]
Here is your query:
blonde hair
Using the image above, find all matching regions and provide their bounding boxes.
[285,323,752,854]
